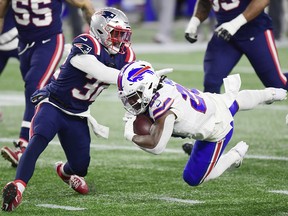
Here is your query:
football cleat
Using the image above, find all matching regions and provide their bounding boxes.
[2,182,22,212]
[230,141,249,169]
[55,161,89,195]
[265,88,287,104]
[1,141,26,167]
[182,142,194,156]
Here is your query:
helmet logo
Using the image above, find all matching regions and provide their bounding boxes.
[128,66,153,82]
[101,11,116,22]
[74,43,92,54]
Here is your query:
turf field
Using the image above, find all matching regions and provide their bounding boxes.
[0,41,288,216]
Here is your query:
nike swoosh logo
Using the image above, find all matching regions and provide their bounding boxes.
[42,39,51,44]
[80,37,88,41]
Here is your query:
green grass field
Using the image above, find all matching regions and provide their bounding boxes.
[0,43,288,216]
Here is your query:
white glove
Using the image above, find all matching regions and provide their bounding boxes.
[185,16,200,43]
[123,111,136,141]
[155,68,173,76]
[124,118,136,141]
[215,14,247,41]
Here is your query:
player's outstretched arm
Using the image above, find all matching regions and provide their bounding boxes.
[70,54,120,84]
[65,0,95,23]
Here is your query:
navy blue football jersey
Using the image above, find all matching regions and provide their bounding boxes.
[211,0,273,40]
[46,33,136,113]
[11,0,63,43]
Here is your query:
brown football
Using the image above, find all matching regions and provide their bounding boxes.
[133,114,153,135]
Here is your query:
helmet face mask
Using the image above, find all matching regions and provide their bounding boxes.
[118,61,160,115]
[90,7,132,55]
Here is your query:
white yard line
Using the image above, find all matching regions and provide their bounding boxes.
[269,190,288,195]
[36,204,86,211]
[158,197,205,204]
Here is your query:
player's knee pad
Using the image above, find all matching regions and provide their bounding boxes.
[182,169,202,187]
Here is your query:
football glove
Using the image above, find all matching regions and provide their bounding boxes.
[123,111,136,141]
[215,14,247,41]
[185,16,200,43]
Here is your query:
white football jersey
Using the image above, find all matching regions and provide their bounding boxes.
[148,78,234,141]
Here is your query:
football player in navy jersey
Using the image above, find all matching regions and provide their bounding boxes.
[0,0,95,167]
[1,7,136,212]
[183,0,288,155]
[185,0,288,93]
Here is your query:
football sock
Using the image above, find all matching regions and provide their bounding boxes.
[204,149,240,182]
[236,89,272,110]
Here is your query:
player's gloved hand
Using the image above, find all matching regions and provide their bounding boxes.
[185,16,200,43]
[155,68,173,76]
[123,111,136,141]
[215,14,247,41]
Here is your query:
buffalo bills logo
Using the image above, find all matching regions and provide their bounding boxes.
[74,43,92,54]
[127,66,154,82]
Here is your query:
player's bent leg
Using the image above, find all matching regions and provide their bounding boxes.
[204,141,249,182]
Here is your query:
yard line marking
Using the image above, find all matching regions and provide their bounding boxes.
[1,138,288,162]
[159,197,205,204]
[269,190,288,195]
[36,204,86,210]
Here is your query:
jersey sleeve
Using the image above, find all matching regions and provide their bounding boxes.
[71,33,101,56]
[149,90,175,121]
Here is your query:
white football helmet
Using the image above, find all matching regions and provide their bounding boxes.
[90,7,132,54]
[118,61,160,115]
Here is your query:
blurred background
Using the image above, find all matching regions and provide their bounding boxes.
[62,0,288,45]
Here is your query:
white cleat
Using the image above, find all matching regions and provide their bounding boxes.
[230,141,249,168]
[265,88,287,104]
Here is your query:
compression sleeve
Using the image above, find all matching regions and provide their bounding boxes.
[140,114,176,155]
[70,54,119,84]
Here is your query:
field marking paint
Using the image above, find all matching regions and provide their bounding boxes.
[159,197,205,204]
[269,190,288,195]
[36,204,86,211]
[0,138,287,162]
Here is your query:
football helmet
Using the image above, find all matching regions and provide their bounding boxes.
[118,61,160,115]
[90,7,132,54]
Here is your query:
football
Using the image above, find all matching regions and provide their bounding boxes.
[133,114,154,135]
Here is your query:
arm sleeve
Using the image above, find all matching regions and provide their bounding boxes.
[70,54,119,84]
[139,114,176,155]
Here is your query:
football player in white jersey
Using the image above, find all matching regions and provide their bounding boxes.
[117,60,287,186]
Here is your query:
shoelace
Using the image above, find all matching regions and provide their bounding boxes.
[69,176,82,189]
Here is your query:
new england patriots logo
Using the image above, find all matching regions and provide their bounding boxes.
[101,11,116,22]
[127,66,154,82]
[74,43,92,54]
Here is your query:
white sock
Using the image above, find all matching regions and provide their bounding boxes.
[236,89,271,111]
[204,150,241,182]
